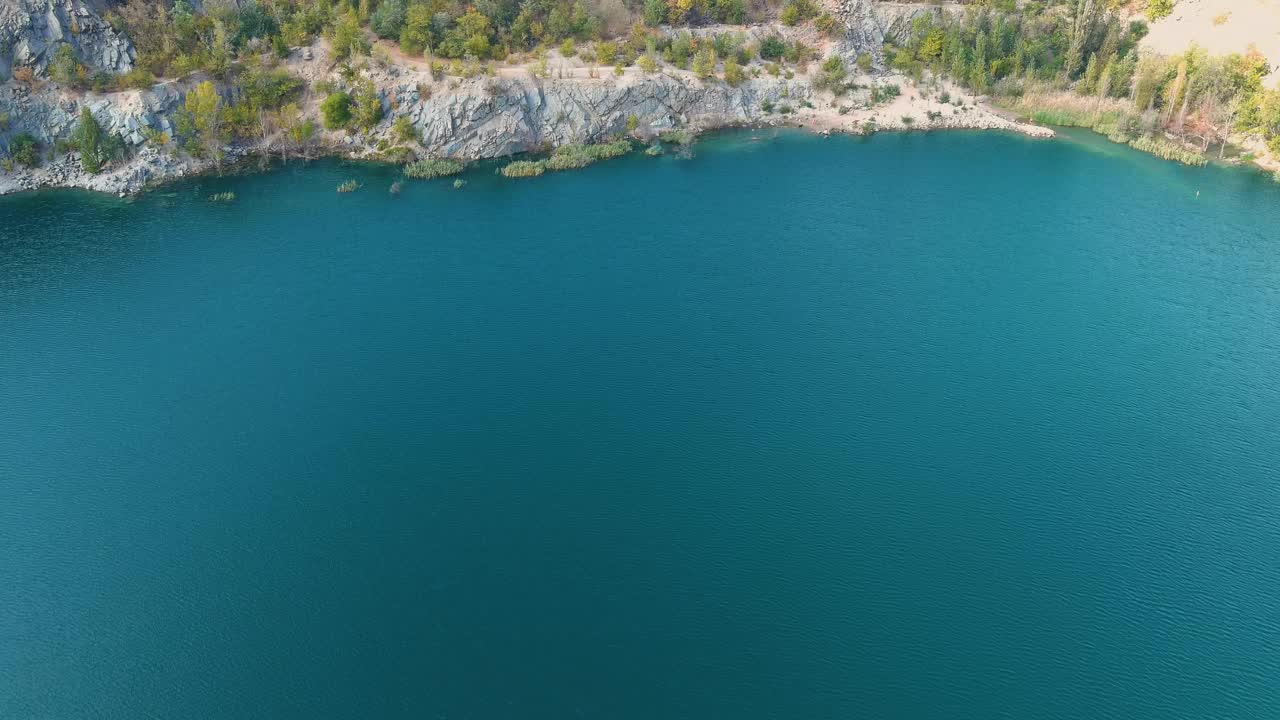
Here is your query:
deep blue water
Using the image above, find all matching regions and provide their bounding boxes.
[2,130,1280,719]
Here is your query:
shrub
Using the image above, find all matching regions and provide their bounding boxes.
[47,43,86,87]
[870,84,900,104]
[404,157,465,178]
[500,160,545,177]
[117,68,156,90]
[813,55,846,92]
[320,92,353,129]
[1144,0,1173,21]
[8,133,41,168]
[692,48,715,78]
[780,0,817,26]
[759,36,786,61]
[351,83,384,130]
[393,115,417,143]
[724,60,744,87]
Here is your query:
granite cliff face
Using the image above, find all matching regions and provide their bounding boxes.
[0,0,135,80]
[822,0,948,65]
[393,74,808,160]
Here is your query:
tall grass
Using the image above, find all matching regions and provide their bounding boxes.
[500,160,545,178]
[1129,135,1208,166]
[404,158,465,179]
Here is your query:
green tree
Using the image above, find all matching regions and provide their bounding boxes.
[371,0,407,39]
[1078,52,1101,95]
[642,0,667,27]
[399,4,434,56]
[970,31,989,93]
[331,11,369,60]
[183,80,225,167]
[72,107,104,174]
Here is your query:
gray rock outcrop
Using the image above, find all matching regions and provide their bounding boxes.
[0,0,136,80]
[1,80,178,146]
[394,74,809,159]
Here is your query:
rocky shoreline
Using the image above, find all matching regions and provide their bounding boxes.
[0,69,1052,197]
[0,0,1052,198]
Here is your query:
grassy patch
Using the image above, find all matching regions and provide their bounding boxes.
[404,158,465,179]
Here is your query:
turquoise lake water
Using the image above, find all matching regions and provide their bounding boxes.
[2,130,1280,719]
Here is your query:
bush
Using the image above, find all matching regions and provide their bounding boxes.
[814,14,838,36]
[500,160,545,177]
[47,43,86,87]
[393,115,418,143]
[1144,0,1173,21]
[813,55,847,92]
[723,60,744,87]
[320,92,353,129]
[351,83,384,130]
[759,36,786,61]
[870,84,900,104]
[8,133,41,168]
[117,67,156,90]
[404,157,465,178]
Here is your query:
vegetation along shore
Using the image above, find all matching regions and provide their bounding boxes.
[2,0,1279,195]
